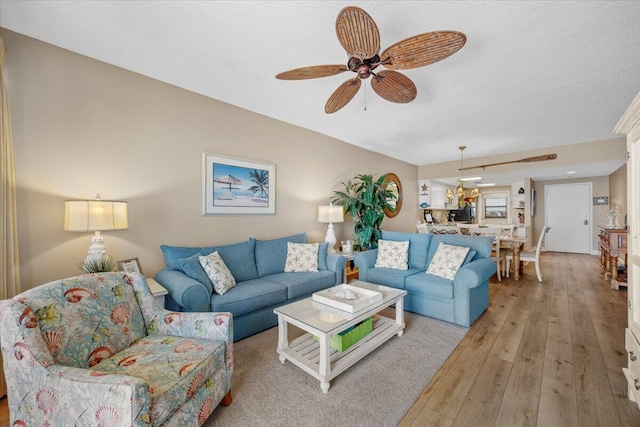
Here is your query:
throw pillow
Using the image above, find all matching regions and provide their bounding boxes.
[375,240,409,270]
[177,253,214,293]
[426,242,470,280]
[199,251,236,295]
[284,242,319,272]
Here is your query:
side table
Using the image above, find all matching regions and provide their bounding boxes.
[146,277,168,308]
[339,252,359,283]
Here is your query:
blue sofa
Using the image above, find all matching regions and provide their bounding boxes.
[354,231,496,327]
[155,233,345,341]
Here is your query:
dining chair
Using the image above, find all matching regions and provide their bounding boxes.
[468,227,506,281]
[506,225,551,282]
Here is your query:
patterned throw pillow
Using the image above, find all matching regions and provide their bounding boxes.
[284,242,319,272]
[426,242,470,280]
[199,251,236,295]
[375,240,409,270]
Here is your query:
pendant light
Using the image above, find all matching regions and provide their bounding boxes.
[453,146,480,208]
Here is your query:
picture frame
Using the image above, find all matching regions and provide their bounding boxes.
[593,196,609,205]
[118,257,143,275]
[202,152,276,215]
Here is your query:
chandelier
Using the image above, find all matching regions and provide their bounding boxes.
[446,146,481,208]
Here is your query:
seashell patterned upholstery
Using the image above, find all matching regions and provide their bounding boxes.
[0,272,233,426]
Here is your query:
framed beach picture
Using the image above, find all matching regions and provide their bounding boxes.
[118,257,143,275]
[202,152,276,215]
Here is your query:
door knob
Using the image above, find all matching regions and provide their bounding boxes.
[584,220,589,225]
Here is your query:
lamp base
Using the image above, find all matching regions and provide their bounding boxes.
[85,231,108,262]
[325,223,337,254]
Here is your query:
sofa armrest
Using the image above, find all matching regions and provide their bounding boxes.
[326,253,346,284]
[353,249,378,281]
[454,258,497,289]
[155,269,210,312]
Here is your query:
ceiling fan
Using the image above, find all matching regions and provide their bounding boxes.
[276,6,466,114]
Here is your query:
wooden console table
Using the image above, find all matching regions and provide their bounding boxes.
[598,225,628,290]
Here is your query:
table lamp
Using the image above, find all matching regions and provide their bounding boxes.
[63,194,128,263]
[318,203,344,254]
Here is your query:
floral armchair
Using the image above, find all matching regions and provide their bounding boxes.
[0,272,233,426]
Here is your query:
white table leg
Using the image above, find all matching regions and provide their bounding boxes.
[318,334,331,393]
[396,297,405,337]
[277,315,288,364]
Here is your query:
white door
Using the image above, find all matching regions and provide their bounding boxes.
[544,183,591,254]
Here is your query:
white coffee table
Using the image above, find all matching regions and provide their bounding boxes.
[274,281,407,393]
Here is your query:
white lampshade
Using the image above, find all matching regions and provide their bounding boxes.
[64,195,128,263]
[64,199,129,231]
[318,205,344,224]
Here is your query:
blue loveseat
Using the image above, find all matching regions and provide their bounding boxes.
[354,231,496,327]
[155,233,345,341]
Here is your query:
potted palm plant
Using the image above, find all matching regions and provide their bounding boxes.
[331,174,396,250]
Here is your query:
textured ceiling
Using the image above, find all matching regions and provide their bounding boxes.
[2,1,640,171]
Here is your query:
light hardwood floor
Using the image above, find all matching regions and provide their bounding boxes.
[399,252,640,426]
[1,253,638,426]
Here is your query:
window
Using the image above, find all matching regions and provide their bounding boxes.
[484,197,508,219]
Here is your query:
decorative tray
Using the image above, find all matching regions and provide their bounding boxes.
[312,284,383,313]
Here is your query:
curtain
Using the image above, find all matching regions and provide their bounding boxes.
[0,36,21,397]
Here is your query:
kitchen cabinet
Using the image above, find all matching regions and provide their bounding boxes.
[418,180,455,210]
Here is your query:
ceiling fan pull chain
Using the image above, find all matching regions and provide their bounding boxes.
[364,83,367,111]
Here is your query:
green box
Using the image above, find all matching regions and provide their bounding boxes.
[316,317,373,352]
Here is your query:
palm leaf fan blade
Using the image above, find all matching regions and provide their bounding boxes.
[325,79,361,113]
[275,65,348,80]
[371,71,417,103]
[381,31,466,70]
[335,6,380,59]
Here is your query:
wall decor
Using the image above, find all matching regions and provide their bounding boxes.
[593,196,609,205]
[202,153,276,215]
[118,257,143,275]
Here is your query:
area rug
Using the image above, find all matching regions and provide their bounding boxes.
[205,309,467,427]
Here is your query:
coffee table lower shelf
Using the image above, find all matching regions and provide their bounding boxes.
[277,314,403,392]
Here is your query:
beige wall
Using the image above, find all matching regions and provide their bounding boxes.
[532,176,609,253]
[609,163,627,221]
[2,29,418,290]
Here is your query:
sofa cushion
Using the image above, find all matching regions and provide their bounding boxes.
[177,253,213,291]
[214,238,258,282]
[162,239,258,282]
[375,239,409,270]
[284,242,319,272]
[161,244,216,271]
[366,268,423,289]
[199,251,236,295]
[405,273,454,300]
[255,233,308,277]
[92,334,225,426]
[318,242,329,270]
[210,279,287,317]
[262,271,336,299]
[381,231,431,269]
[427,234,494,266]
